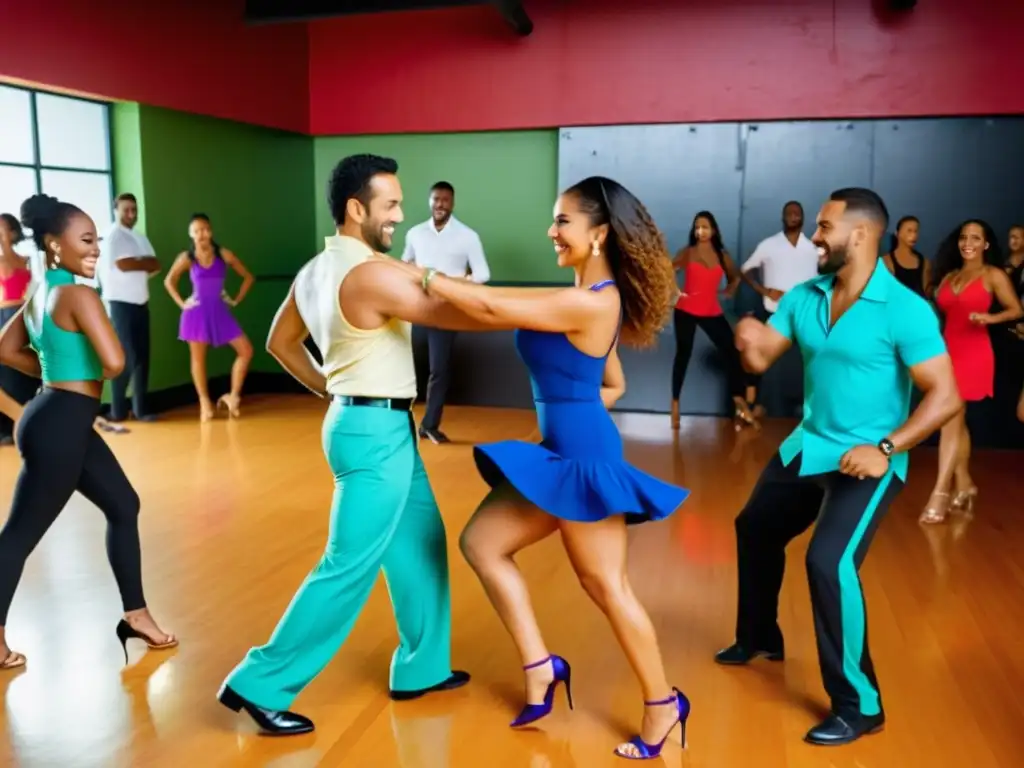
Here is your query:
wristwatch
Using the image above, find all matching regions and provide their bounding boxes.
[877,438,894,458]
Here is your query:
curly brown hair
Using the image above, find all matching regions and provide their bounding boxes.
[564,177,678,348]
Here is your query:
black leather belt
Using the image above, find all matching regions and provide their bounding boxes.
[333,395,414,411]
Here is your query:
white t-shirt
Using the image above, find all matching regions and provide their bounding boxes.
[99,224,155,305]
[743,231,819,313]
[401,216,490,283]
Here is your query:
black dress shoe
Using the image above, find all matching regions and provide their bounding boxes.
[218,685,315,736]
[804,713,884,746]
[390,670,471,701]
[418,427,451,444]
[713,643,784,665]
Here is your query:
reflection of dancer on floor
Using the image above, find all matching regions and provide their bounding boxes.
[719,188,961,746]
[922,220,1022,523]
[0,194,176,672]
[217,154,470,736]
[164,214,254,421]
[396,177,690,760]
[670,211,755,430]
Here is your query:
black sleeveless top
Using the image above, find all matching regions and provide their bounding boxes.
[888,251,925,295]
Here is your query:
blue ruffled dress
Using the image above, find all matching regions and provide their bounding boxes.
[473,282,690,525]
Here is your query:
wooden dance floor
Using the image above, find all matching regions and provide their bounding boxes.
[0,397,1021,768]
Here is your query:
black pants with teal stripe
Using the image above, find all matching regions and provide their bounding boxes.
[733,453,903,721]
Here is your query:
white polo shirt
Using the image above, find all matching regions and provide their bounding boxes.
[401,216,490,283]
[743,231,819,313]
[99,223,155,305]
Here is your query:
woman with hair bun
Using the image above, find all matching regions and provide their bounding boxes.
[395,176,690,760]
[0,193,176,671]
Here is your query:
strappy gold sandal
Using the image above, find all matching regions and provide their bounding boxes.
[919,491,950,524]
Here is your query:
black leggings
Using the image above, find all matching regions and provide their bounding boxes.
[0,388,145,624]
[671,309,745,401]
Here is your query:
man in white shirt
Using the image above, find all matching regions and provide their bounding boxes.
[402,182,490,443]
[741,201,819,416]
[99,193,160,422]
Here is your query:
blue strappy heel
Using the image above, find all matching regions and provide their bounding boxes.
[614,687,690,760]
[510,654,573,728]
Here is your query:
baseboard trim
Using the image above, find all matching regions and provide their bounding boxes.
[100,372,311,417]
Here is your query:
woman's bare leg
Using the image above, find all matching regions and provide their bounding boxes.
[559,517,678,756]
[954,418,974,491]
[459,484,559,704]
[923,409,963,523]
[227,335,253,402]
[188,342,213,420]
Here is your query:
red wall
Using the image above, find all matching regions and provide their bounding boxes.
[4,0,1022,137]
[0,0,309,134]
[308,0,1024,135]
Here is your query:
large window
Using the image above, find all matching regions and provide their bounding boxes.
[0,84,114,255]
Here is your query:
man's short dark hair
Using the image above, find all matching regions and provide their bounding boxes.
[327,154,399,226]
[829,187,889,230]
[114,193,137,206]
[430,181,454,196]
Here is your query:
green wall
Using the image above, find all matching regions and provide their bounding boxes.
[312,131,563,283]
[112,108,563,396]
[112,104,315,392]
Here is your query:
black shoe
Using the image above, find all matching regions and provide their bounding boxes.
[418,427,451,444]
[217,684,315,736]
[804,712,885,746]
[389,670,471,701]
[713,643,784,665]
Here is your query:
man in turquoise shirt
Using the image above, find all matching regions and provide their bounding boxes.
[714,188,962,746]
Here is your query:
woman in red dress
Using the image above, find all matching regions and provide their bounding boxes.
[922,220,1023,523]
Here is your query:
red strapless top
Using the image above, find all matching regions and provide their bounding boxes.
[676,260,724,316]
[0,266,31,304]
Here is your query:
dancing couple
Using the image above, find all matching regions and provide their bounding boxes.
[220,154,690,759]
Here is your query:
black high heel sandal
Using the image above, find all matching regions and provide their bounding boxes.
[116,619,178,664]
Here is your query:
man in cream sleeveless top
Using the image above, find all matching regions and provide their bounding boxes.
[218,154,474,735]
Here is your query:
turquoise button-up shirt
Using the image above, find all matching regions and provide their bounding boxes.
[768,259,947,481]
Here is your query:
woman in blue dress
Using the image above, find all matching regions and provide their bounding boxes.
[396,176,690,760]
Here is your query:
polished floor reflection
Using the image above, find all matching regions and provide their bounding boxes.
[0,397,1020,767]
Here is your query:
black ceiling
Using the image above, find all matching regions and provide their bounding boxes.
[244,0,533,35]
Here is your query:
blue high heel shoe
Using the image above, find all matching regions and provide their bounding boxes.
[614,687,690,760]
[510,654,573,728]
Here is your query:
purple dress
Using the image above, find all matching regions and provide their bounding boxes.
[178,256,243,347]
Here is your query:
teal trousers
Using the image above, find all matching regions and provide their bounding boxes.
[223,401,453,711]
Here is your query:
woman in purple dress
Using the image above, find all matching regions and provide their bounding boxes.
[164,214,254,421]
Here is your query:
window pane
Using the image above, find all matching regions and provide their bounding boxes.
[36,93,110,171]
[40,170,113,234]
[0,165,38,226]
[0,86,35,165]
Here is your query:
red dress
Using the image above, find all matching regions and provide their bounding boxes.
[935,277,994,401]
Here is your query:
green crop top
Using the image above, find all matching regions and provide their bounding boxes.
[25,268,104,384]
